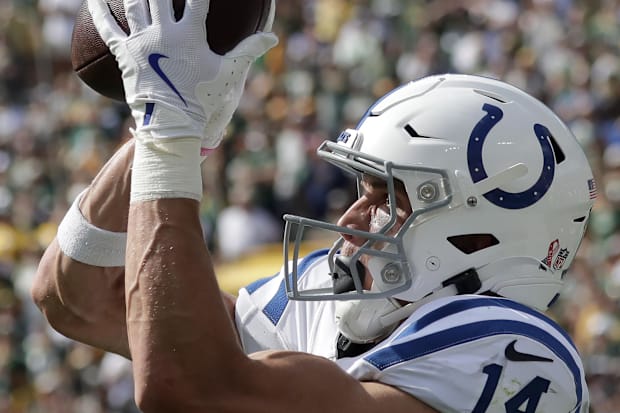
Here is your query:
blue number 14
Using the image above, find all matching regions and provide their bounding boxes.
[472,364,551,413]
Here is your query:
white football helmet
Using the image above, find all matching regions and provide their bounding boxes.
[283,74,595,342]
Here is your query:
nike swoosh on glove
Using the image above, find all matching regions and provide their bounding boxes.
[87,0,278,144]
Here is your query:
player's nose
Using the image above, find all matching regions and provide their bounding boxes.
[336,198,371,246]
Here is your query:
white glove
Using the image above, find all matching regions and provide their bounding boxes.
[88,0,278,141]
[87,0,278,201]
[200,0,277,155]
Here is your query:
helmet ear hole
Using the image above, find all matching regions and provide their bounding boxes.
[447,234,499,255]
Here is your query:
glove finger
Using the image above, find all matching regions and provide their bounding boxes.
[125,0,151,33]
[201,127,224,151]
[144,0,165,25]
[185,0,210,26]
[262,0,275,32]
[226,32,278,59]
[88,0,127,46]
[204,102,234,134]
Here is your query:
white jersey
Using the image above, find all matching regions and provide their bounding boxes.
[235,249,590,413]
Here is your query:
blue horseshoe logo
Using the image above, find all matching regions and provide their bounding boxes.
[467,103,556,209]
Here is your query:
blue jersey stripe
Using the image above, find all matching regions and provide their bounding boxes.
[262,280,289,325]
[401,296,575,350]
[260,249,329,325]
[244,274,277,295]
[365,319,582,410]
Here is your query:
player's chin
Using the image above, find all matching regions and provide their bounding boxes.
[339,245,373,288]
[339,241,357,257]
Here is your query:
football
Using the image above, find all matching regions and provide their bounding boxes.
[70,0,271,101]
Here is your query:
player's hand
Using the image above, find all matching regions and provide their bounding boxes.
[87,0,278,144]
[200,0,277,156]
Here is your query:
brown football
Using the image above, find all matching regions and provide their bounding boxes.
[71,0,271,101]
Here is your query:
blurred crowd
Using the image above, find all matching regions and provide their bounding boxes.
[1,0,620,411]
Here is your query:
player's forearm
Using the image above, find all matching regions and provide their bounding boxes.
[32,240,131,358]
[126,198,244,409]
[79,139,133,231]
[32,140,134,357]
[53,139,133,267]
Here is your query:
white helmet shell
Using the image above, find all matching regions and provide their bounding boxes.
[283,74,595,313]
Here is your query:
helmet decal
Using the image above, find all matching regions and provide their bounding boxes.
[553,248,570,270]
[545,239,560,267]
[467,103,556,209]
[337,130,352,143]
[542,239,571,270]
[587,178,597,200]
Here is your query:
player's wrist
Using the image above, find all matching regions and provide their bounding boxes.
[130,99,207,140]
[200,130,225,158]
[130,130,203,203]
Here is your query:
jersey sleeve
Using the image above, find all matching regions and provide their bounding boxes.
[234,249,338,358]
[338,296,590,413]
[235,273,289,353]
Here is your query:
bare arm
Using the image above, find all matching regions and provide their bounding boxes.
[92,0,434,408]
[32,141,238,358]
[126,198,437,413]
[33,239,130,357]
[31,140,133,357]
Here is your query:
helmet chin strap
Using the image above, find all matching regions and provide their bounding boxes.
[335,279,468,344]
[332,254,404,344]
[334,285,403,344]
[369,263,483,337]
[381,257,560,329]
[333,253,476,343]
[379,283,460,327]
[334,249,547,344]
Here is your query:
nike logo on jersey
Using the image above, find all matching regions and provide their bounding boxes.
[148,53,187,106]
[505,340,553,363]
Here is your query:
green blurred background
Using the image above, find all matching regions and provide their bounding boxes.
[1,0,620,411]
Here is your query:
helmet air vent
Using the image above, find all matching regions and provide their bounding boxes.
[447,234,499,255]
[404,124,417,137]
[474,89,508,103]
[404,124,433,139]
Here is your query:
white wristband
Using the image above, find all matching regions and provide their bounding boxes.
[57,190,127,267]
[131,131,203,203]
